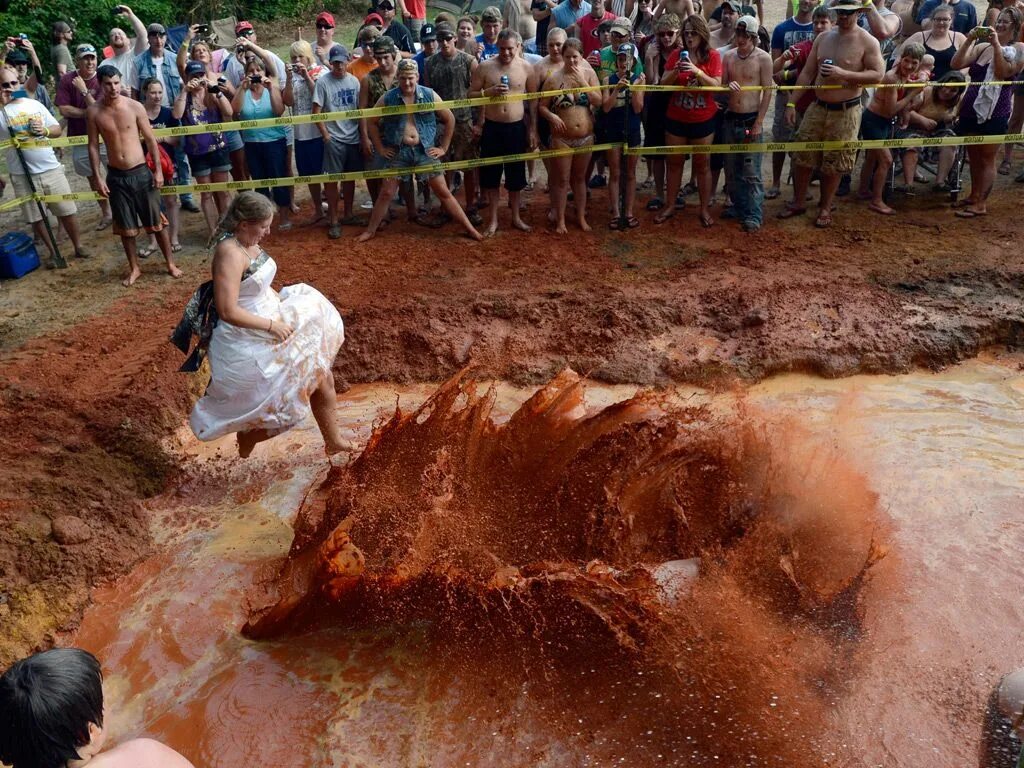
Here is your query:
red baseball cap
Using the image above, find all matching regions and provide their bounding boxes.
[363,12,385,26]
[235,20,254,34]
[316,11,335,26]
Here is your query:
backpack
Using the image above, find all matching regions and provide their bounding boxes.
[146,143,175,179]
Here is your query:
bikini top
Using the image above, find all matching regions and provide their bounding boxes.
[551,90,591,109]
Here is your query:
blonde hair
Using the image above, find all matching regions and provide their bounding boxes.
[211,191,276,246]
[289,39,314,63]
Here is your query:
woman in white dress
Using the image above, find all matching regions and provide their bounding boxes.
[187,192,352,457]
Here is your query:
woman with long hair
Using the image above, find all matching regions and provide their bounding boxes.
[171,62,234,240]
[283,39,326,225]
[539,37,601,233]
[949,7,1024,217]
[656,13,722,228]
[141,78,182,254]
[231,54,292,229]
[185,191,353,458]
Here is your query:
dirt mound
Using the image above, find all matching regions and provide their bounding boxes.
[245,369,888,765]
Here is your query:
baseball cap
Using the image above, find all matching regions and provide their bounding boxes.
[372,35,398,54]
[146,23,166,35]
[364,12,385,26]
[377,0,396,9]
[720,0,742,11]
[5,48,29,65]
[235,20,255,35]
[316,11,335,27]
[831,0,867,10]
[420,23,437,42]
[481,5,502,22]
[396,58,418,73]
[616,42,637,57]
[736,14,760,33]
[75,43,97,58]
[184,60,206,77]
[609,16,632,35]
[436,22,456,39]
[328,44,351,62]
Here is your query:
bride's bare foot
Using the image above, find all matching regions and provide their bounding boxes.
[325,438,360,456]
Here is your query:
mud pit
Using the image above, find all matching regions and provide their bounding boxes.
[242,369,887,766]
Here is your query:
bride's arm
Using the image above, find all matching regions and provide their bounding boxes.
[212,242,288,337]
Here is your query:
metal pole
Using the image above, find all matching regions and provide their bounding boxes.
[1,98,67,269]
[617,76,630,231]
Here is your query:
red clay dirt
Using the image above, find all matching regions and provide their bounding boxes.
[1,186,1022,667]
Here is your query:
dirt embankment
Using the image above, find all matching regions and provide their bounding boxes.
[1,186,1023,667]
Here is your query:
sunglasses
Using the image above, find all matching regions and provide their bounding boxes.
[438,34,455,40]
[148,31,166,36]
[0,79,19,88]
[836,9,857,15]
[379,3,395,8]
[237,29,255,36]
[657,30,677,35]
[316,23,334,29]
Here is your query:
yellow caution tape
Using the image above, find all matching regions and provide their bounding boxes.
[24,143,618,204]
[0,193,34,212]
[627,132,1024,156]
[635,80,1018,92]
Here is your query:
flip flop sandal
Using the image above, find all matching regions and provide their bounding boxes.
[764,187,781,200]
[814,211,833,228]
[954,209,987,218]
[776,205,807,219]
[171,243,183,253]
[609,218,623,230]
[699,213,714,229]
[998,160,1012,176]
[627,216,640,229]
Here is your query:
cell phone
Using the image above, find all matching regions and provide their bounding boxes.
[207,82,221,94]
[112,5,124,14]
[196,24,209,34]
[249,73,262,84]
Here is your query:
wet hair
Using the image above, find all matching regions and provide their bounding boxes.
[141,76,163,94]
[562,37,585,57]
[682,13,712,62]
[96,64,121,82]
[290,39,314,62]
[0,648,104,768]
[812,5,837,21]
[497,28,522,45]
[998,6,1023,39]
[656,12,682,30]
[213,190,276,243]
[901,41,926,60]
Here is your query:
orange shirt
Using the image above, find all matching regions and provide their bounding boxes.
[348,58,378,81]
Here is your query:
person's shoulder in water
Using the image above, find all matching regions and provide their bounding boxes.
[85,738,196,767]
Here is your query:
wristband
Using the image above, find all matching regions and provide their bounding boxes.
[268,318,273,331]
[786,101,796,108]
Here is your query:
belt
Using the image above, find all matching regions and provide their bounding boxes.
[816,97,862,111]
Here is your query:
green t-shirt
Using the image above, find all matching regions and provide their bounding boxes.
[598,45,644,82]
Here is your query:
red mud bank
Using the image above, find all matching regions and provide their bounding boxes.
[0,289,195,666]
[245,369,888,766]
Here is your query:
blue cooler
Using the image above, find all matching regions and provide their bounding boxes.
[0,231,41,279]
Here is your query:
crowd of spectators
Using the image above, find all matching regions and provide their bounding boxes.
[2,0,1024,272]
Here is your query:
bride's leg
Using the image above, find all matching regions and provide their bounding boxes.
[237,429,273,458]
[311,372,358,455]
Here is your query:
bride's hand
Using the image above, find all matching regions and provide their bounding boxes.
[268,319,294,342]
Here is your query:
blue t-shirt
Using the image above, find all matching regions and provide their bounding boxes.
[147,105,180,155]
[551,0,592,30]
[915,0,976,32]
[476,33,499,60]
[770,18,814,53]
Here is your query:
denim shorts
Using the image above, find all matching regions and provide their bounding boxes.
[382,144,441,181]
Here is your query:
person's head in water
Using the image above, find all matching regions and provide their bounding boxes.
[0,648,106,768]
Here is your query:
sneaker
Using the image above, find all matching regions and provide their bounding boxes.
[181,198,201,213]
[328,223,342,239]
[741,220,761,233]
[721,207,738,220]
[836,174,851,197]
[587,175,607,189]
[73,248,91,259]
[466,206,483,227]
[361,199,373,209]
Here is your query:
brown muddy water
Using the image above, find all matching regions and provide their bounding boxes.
[72,352,1024,768]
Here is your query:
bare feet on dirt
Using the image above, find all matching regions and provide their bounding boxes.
[167,264,184,279]
[122,267,142,287]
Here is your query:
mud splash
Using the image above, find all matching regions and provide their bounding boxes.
[245,368,887,765]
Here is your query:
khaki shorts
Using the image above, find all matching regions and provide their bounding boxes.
[446,120,478,163]
[71,143,107,178]
[11,168,77,223]
[792,100,862,175]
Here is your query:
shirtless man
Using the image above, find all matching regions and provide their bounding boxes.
[711,0,740,49]
[654,0,698,22]
[357,60,483,242]
[779,0,884,228]
[721,15,773,231]
[0,648,195,768]
[470,28,539,236]
[86,65,181,286]
[504,0,539,50]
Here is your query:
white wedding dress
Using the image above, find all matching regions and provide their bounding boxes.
[189,253,345,441]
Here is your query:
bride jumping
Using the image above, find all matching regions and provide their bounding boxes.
[175,191,353,457]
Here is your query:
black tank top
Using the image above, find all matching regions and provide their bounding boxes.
[923,31,957,78]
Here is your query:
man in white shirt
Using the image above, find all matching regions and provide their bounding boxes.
[0,66,88,263]
[100,5,148,93]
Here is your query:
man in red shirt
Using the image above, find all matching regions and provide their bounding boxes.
[573,0,617,57]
